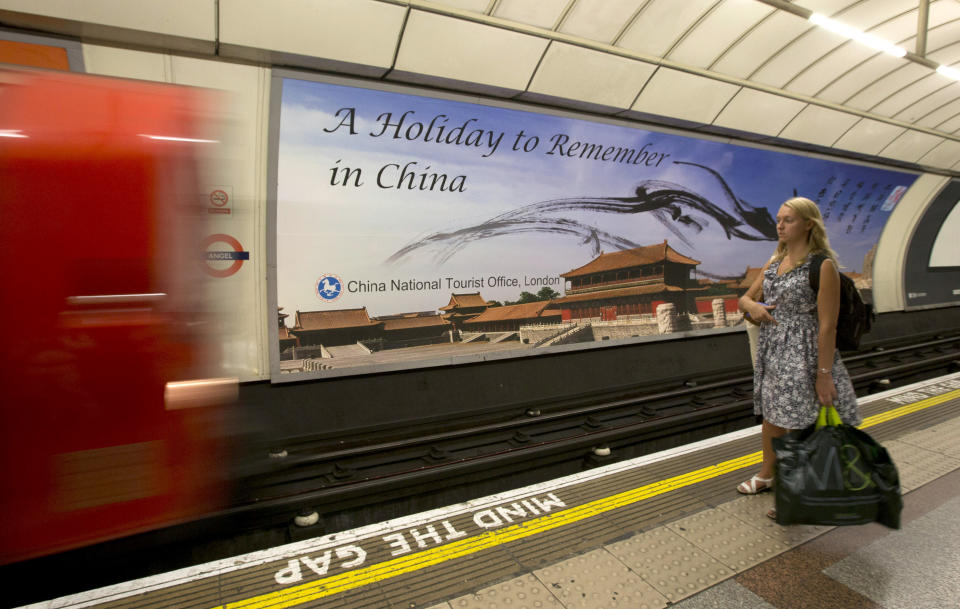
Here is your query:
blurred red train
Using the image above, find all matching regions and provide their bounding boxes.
[0,69,235,565]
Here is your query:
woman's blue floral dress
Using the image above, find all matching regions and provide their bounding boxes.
[754,258,861,428]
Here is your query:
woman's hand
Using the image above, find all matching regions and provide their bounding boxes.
[748,301,777,325]
[816,371,838,405]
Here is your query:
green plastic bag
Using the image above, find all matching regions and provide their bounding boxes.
[773,405,902,528]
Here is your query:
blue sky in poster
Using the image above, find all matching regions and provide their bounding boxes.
[276,77,917,319]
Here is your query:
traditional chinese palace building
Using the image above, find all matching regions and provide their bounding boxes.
[553,240,705,321]
[464,301,561,332]
[439,292,493,330]
[290,307,383,347]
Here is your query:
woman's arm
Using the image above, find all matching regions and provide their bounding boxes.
[739,261,776,325]
[815,257,841,405]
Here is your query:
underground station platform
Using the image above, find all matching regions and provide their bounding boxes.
[21,372,960,609]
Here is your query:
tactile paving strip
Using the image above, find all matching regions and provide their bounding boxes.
[533,548,668,609]
[606,525,733,603]
[717,495,833,547]
[666,508,785,572]
[447,573,562,609]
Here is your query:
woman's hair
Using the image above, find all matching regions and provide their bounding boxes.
[770,196,840,265]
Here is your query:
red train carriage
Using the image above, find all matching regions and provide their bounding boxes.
[0,69,233,564]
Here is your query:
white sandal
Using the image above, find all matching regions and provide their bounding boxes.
[737,474,773,495]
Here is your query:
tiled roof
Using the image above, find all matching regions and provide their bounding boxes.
[293,308,380,330]
[561,240,700,278]
[738,266,763,289]
[465,301,559,323]
[440,292,490,311]
[278,327,295,339]
[382,315,449,330]
[552,283,685,304]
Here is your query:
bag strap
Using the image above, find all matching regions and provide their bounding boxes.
[808,253,827,294]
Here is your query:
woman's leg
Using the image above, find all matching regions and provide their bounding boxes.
[759,419,788,478]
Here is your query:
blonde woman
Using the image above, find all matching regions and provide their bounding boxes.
[736,197,861,514]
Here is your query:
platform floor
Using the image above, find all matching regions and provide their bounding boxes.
[20,373,960,609]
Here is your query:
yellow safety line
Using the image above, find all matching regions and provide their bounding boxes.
[218,386,960,609]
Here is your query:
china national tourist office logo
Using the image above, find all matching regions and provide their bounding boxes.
[316,275,343,301]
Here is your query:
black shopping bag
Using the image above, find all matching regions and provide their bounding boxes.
[773,405,902,528]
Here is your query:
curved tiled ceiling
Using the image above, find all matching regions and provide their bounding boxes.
[1,0,957,172]
[378,0,960,173]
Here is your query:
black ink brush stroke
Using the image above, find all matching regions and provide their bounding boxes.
[386,162,778,265]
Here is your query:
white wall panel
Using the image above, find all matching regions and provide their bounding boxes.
[917,140,960,170]
[392,10,548,96]
[845,63,931,111]
[219,0,405,76]
[816,53,904,104]
[0,0,214,41]
[778,104,860,147]
[873,173,949,312]
[82,45,169,82]
[559,0,648,44]
[712,88,805,136]
[494,0,570,30]
[880,130,944,163]
[667,0,772,69]
[709,10,809,78]
[524,43,655,110]
[630,67,739,125]
[784,43,876,97]
[832,118,906,154]
[617,0,715,58]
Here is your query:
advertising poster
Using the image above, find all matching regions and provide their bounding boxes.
[271,75,918,379]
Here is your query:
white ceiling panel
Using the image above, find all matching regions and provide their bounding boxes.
[845,63,934,112]
[928,0,960,24]
[426,0,491,13]
[667,0,773,69]
[525,42,656,110]
[630,67,740,125]
[896,81,960,124]
[558,0,647,44]
[880,130,944,162]
[778,104,861,147]
[831,0,919,30]
[937,112,960,134]
[923,17,960,52]
[617,0,716,58]
[712,88,806,136]
[801,0,862,15]
[877,75,956,120]
[219,0,403,72]
[815,52,905,104]
[929,41,960,67]
[493,0,569,30]
[833,118,906,154]
[750,27,851,88]
[917,139,960,169]
[869,10,924,53]
[392,10,548,95]
[918,98,960,129]
[784,42,876,97]
[709,10,809,78]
